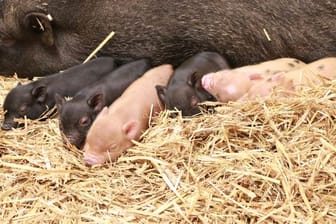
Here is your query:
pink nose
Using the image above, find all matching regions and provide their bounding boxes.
[83,154,101,165]
[201,74,213,91]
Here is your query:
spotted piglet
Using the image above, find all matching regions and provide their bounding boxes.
[246,57,336,99]
[201,58,305,102]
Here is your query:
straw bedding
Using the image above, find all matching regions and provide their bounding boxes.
[1,75,336,223]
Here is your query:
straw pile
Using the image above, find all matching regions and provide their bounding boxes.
[1,75,336,223]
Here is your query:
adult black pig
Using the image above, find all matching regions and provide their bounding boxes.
[0,1,335,78]
[56,58,151,149]
[156,52,230,116]
[1,57,117,130]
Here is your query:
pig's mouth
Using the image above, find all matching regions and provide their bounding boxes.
[1,122,16,130]
[62,132,85,150]
[1,121,25,130]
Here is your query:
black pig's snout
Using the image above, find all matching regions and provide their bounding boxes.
[1,121,18,130]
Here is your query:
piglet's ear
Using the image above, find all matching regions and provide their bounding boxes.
[54,93,64,105]
[87,92,105,113]
[32,85,47,103]
[16,82,22,87]
[187,72,202,87]
[122,120,138,141]
[99,106,109,116]
[54,93,65,110]
[187,72,196,86]
[23,12,54,47]
[155,85,167,104]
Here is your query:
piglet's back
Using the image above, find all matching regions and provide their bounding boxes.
[303,57,336,79]
[279,57,336,87]
[235,58,306,77]
[109,64,174,115]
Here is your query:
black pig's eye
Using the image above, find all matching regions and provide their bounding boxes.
[79,116,90,127]
[191,96,199,107]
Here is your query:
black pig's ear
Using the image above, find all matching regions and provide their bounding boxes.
[16,82,22,87]
[187,72,200,87]
[54,93,65,110]
[31,85,47,103]
[87,93,105,113]
[23,12,54,47]
[155,85,167,104]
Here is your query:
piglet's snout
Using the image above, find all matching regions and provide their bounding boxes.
[1,120,18,131]
[83,152,104,165]
[201,74,214,91]
[1,122,13,131]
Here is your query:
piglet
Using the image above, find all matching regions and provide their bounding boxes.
[203,57,336,102]
[83,64,173,165]
[2,57,117,130]
[279,57,336,86]
[56,59,151,149]
[246,57,336,99]
[156,51,229,116]
[201,58,305,102]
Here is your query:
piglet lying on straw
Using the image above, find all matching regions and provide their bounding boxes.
[246,57,336,99]
[202,57,336,102]
[83,64,173,165]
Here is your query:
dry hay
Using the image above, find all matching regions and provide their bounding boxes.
[1,75,336,224]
